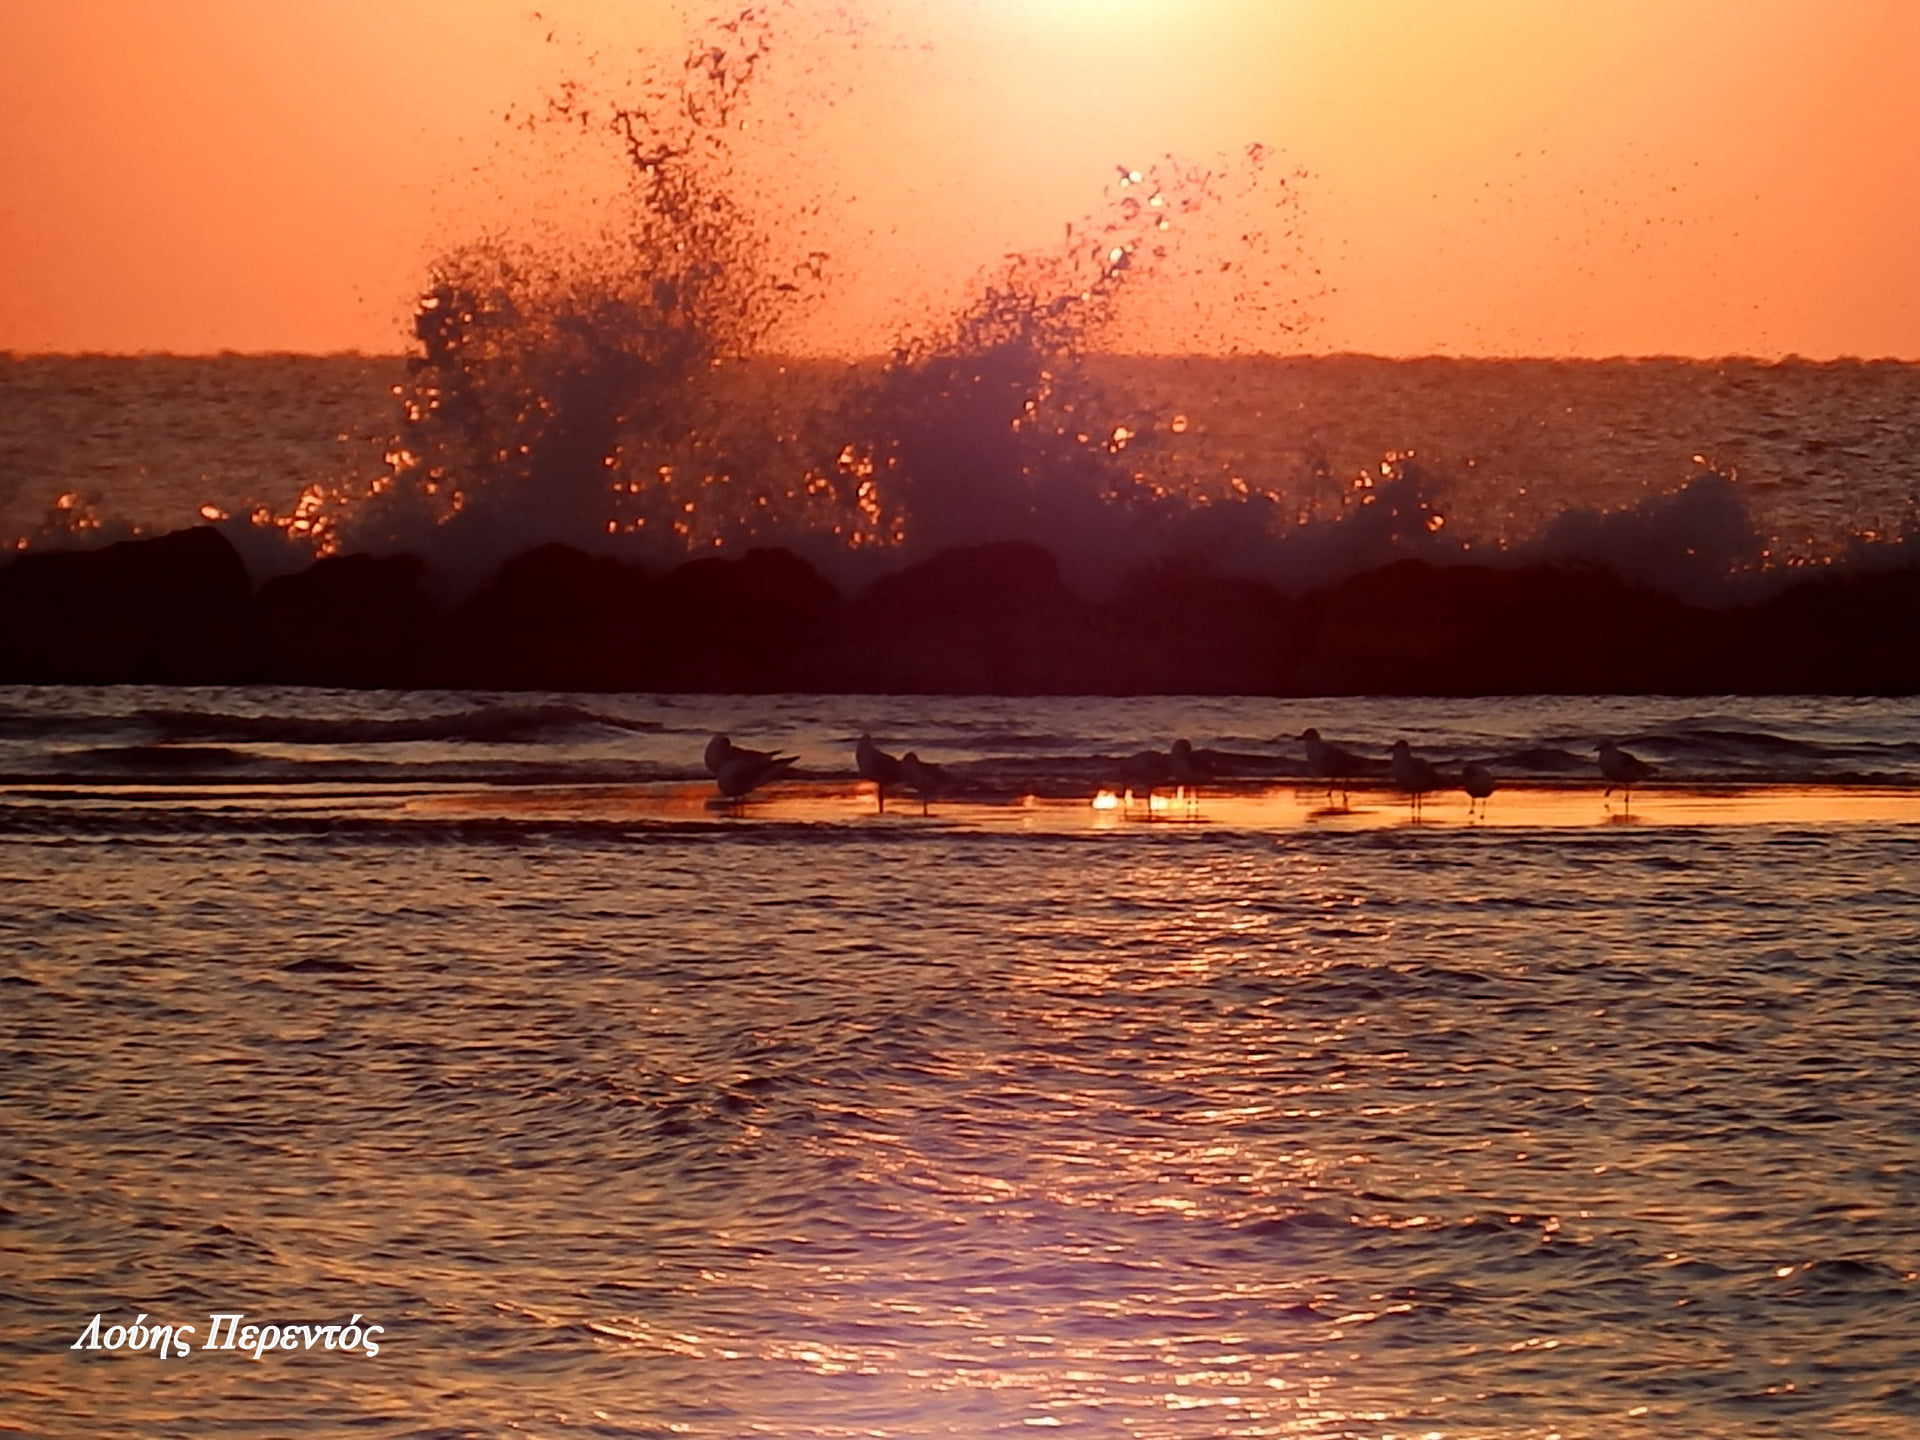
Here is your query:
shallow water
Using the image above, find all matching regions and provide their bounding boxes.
[5,688,1919,794]
[4,689,1920,1437]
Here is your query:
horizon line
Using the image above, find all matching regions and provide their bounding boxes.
[7,348,1920,366]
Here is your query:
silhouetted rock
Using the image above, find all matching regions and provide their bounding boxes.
[814,542,1093,692]
[441,544,656,690]
[1759,567,1920,694]
[1098,567,1303,694]
[1288,560,1730,695]
[654,547,841,690]
[0,526,251,683]
[863,542,1071,627]
[1,525,1915,694]
[255,553,437,688]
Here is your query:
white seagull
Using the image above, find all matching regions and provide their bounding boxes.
[897,752,950,815]
[1390,739,1441,818]
[1597,741,1655,808]
[713,748,797,800]
[705,733,790,778]
[1462,760,1496,819]
[855,733,905,812]
[1114,740,1211,819]
[705,734,798,804]
[1167,738,1211,815]
[1300,727,1363,806]
[1168,738,1212,784]
[1117,745,1179,817]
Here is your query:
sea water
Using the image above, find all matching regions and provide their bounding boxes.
[4,687,1920,1438]
[7,5,1920,1429]
[4,354,1917,595]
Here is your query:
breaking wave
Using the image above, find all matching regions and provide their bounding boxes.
[8,5,1914,609]
[7,690,1920,792]
[203,4,1560,597]
[0,700,658,747]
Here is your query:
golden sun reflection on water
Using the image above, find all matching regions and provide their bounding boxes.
[409,780,1920,832]
[12,695,1920,1438]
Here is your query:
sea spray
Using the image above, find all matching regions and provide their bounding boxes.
[255,3,1330,594]
[288,0,1881,604]
[827,152,1309,592]
[5,8,1913,602]
[317,3,846,581]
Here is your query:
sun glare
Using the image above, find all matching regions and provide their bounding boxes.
[983,0,1171,27]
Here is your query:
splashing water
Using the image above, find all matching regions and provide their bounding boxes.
[311,5,843,575]
[17,5,1907,599]
[249,5,1325,590]
[826,152,1314,589]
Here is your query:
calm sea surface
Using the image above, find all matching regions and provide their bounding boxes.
[4,689,1919,1437]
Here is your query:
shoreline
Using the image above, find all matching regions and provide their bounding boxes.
[11,779,1919,834]
[412,779,1920,831]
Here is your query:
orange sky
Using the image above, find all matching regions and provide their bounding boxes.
[2,0,1917,357]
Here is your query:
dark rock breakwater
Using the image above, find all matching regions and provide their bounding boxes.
[3,527,1915,694]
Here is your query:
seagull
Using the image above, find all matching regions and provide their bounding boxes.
[1167,738,1211,815]
[705,733,790,778]
[897,752,950,815]
[1300,727,1363,807]
[1390,739,1441,818]
[1117,746,1174,817]
[1597,741,1654,808]
[1112,740,1212,819]
[1168,738,1212,784]
[1462,760,1496,819]
[855,734,905,812]
[713,748,797,800]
